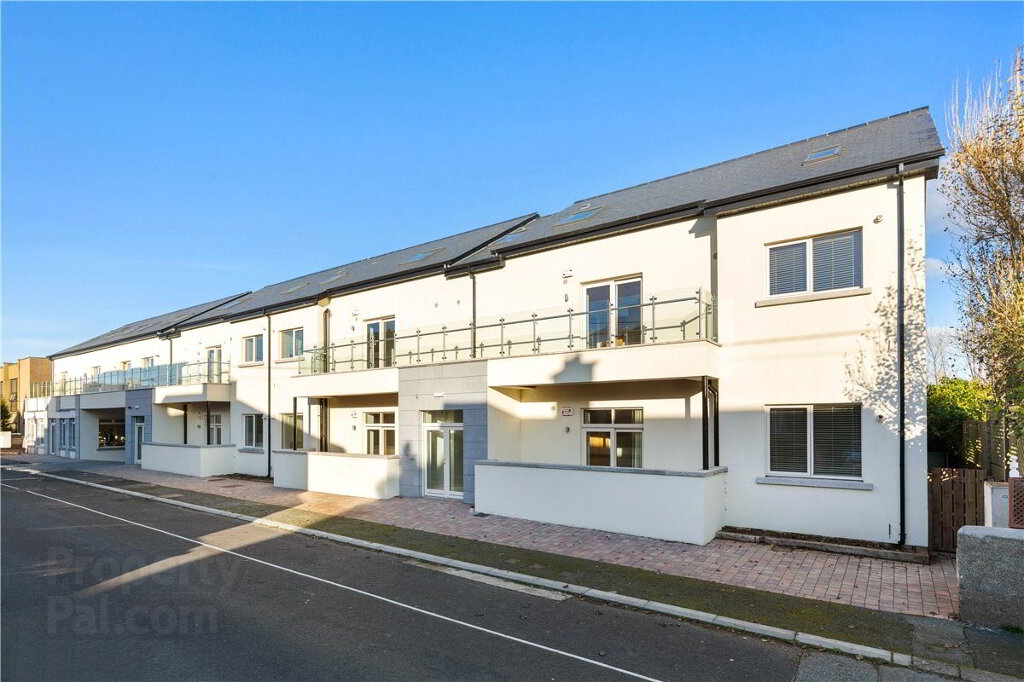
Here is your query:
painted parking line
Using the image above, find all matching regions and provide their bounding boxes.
[1,482,662,682]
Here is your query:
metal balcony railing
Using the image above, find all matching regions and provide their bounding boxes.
[30,360,231,398]
[299,287,716,376]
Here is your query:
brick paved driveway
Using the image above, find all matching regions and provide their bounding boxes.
[7,454,958,619]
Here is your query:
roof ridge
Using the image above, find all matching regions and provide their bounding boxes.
[245,212,538,293]
[577,106,933,203]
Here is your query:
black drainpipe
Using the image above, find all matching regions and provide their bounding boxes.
[896,163,907,546]
[266,312,273,478]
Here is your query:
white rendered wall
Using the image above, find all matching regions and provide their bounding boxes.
[716,177,929,546]
[475,462,727,544]
[273,451,399,499]
[141,443,235,477]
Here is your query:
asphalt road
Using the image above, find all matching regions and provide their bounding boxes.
[0,469,814,681]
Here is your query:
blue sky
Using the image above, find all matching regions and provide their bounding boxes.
[3,2,1021,363]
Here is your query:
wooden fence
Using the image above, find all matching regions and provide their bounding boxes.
[928,467,985,552]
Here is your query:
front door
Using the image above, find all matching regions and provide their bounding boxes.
[133,417,144,462]
[424,424,464,498]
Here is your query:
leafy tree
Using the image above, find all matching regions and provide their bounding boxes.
[927,377,992,463]
[0,399,11,433]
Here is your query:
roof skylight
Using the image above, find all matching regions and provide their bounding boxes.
[400,248,443,264]
[554,206,603,227]
[282,283,309,295]
[321,270,348,285]
[803,145,841,164]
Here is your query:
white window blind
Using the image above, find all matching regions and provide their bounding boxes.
[769,242,807,295]
[813,231,862,292]
[769,407,808,472]
[813,404,862,476]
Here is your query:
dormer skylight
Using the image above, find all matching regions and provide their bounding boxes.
[321,270,348,285]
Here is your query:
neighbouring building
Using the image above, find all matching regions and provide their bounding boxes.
[24,108,942,548]
[3,356,53,435]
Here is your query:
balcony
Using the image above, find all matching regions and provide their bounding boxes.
[31,360,231,398]
[298,287,716,377]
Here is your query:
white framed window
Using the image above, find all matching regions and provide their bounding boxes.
[584,278,643,349]
[768,229,863,296]
[582,408,643,468]
[141,357,155,368]
[280,413,304,450]
[91,366,101,376]
[767,404,862,478]
[244,335,264,363]
[68,419,76,449]
[207,414,223,445]
[244,414,264,448]
[280,328,304,359]
[120,360,132,371]
[365,412,396,455]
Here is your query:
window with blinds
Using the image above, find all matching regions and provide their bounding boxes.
[813,231,862,292]
[813,404,861,476]
[769,407,808,472]
[768,242,807,295]
[767,229,863,297]
[768,404,862,477]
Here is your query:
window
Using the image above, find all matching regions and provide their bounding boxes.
[768,404,862,477]
[280,413,303,450]
[9,378,17,402]
[365,412,396,455]
[68,419,75,450]
[366,318,396,368]
[244,335,264,363]
[207,414,223,445]
[98,418,126,448]
[555,206,603,226]
[803,145,840,164]
[141,357,155,368]
[244,414,264,448]
[768,230,862,296]
[585,278,643,349]
[280,329,304,359]
[91,366,101,376]
[120,361,132,371]
[583,408,643,468]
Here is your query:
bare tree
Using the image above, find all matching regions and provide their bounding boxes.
[926,327,952,384]
[942,49,1024,438]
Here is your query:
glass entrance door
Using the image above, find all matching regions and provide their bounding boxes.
[424,419,464,498]
[206,347,222,382]
[133,417,144,462]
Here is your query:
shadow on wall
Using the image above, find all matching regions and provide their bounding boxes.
[843,243,927,440]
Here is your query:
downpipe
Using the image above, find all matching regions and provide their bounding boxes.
[896,163,907,546]
[266,312,273,478]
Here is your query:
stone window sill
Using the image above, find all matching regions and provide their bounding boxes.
[755,287,871,308]
[756,476,873,490]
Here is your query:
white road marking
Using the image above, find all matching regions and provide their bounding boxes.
[404,559,569,601]
[1,482,662,682]
[0,477,41,481]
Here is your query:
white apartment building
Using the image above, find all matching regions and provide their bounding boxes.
[24,108,942,548]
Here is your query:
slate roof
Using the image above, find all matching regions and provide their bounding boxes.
[180,214,537,328]
[452,107,944,268]
[52,107,943,359]
[52,292,249,358]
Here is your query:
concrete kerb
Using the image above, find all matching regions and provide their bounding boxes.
[3,465,1013,680]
